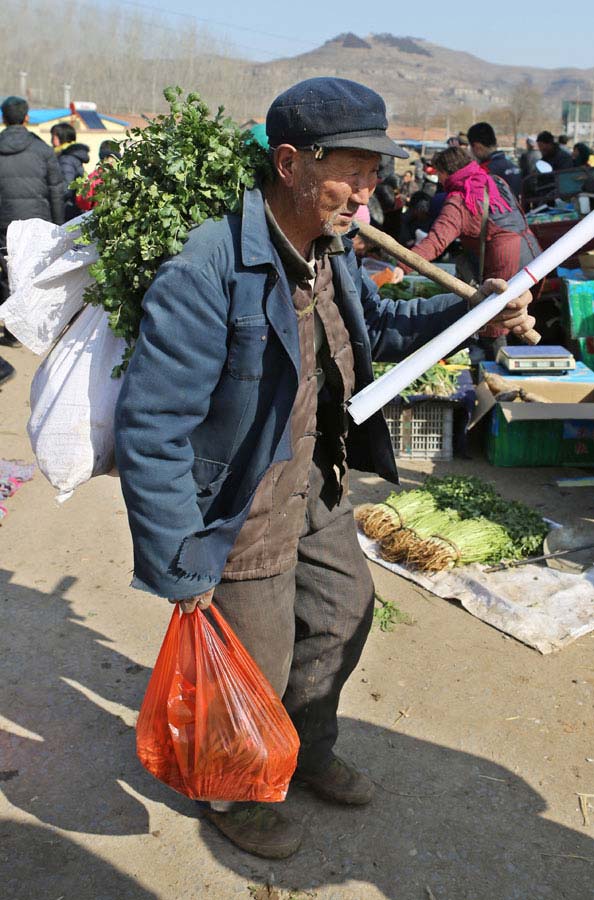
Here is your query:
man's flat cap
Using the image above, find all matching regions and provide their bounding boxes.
[266,77,408,158]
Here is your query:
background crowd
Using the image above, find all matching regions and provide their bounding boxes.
[1,91,593,377]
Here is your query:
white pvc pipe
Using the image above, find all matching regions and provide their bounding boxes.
[348,209,594,425]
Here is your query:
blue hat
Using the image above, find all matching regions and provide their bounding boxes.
[266,77,408,159]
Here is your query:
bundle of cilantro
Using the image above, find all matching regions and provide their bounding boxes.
[77,87,268,374]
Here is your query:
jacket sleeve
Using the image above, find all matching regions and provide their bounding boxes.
[46,152,65,225]
[399,198,464,274]
[346,247,468,363]
[114,255,230,600]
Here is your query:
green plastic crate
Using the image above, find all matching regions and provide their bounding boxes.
[562,279,594,339]
[487,406,594,466]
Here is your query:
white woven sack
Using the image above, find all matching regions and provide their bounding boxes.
[0,216,98,355]
[28,304,126,501]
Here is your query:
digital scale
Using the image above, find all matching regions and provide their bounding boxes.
[495,345,576,375]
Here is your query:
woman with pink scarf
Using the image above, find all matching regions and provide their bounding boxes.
[394,147,540,345]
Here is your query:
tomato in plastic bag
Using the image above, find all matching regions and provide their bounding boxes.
[136,604,299,802]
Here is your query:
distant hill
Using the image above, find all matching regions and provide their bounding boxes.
[206,33,594,127]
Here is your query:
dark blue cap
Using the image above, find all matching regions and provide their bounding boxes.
[266,77,408,159]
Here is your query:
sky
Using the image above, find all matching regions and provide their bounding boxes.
[111,0,594,70]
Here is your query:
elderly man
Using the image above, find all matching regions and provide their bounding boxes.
[115,78,534,859]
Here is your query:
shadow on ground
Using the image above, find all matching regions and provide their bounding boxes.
[0,819,157,900]
[0,569,195,836]
[197,714,594,900]
[1,568,593,900]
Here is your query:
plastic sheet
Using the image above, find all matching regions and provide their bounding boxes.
[136,605,299,802]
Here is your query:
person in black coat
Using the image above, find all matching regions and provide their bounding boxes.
[50,123,90,220]
[0,96,65,245]
[536,131,573,171]
[0,96,65,347]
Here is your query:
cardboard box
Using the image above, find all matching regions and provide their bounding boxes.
[471,365,594,466]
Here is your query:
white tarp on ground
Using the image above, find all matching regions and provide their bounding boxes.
[358,531,594,654]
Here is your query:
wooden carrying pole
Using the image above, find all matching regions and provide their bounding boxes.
[357,221,541,345]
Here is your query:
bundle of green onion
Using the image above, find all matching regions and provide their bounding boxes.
[408,517,510,571]
[380,507,457,564]
[423,475,548,559]
[355,476,547,572]
[355,490,437,541]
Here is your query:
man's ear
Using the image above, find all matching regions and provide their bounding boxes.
[24,114,30,125]
[273,144,299,187]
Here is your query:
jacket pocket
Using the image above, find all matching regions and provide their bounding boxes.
[191,457,230,498]
[227,317,269,381]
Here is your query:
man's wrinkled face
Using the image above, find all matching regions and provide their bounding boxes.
[292,148,381,237]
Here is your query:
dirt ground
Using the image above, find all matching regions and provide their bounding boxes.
[1,343,594,900]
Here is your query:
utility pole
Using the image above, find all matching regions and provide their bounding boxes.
[63,84,71,108]
[19,71,27,97]
[574,85,580,141]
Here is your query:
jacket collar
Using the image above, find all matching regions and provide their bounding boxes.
[241,185,277,268]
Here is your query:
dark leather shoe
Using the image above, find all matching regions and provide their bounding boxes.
[295,754,374,806]
[204,802,303,859]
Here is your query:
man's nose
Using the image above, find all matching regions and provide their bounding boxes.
[351,185,372,205]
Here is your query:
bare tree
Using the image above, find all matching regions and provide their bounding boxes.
[506,80,543,151]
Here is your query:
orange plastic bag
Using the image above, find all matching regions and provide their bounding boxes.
[136,605,299,802]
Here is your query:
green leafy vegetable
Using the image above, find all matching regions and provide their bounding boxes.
[423,475,548,559]
[373,593,415,630]
[372,352,469,399]
[77,86,269,374]
[379,277,445,301]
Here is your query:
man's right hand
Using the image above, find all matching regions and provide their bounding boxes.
[176,590,215,614]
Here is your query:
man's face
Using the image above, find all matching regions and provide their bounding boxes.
[291,148,381,238]
[470,142,489,162]
[538,141,553,158]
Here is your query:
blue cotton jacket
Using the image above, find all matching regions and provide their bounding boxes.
[114,186,467,600]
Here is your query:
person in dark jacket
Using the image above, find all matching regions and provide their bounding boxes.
[0,95,65,346]
[537,131,573,171]
[114,77,535,860]
[0,96,64,243]
[468,121,522,196]
[50,123,90,220]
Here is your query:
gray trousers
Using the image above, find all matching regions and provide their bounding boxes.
[213,443,375,774]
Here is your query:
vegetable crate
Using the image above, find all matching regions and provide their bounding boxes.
[383,401,453,461]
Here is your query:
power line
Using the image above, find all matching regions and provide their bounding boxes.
[111,0,320,49]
